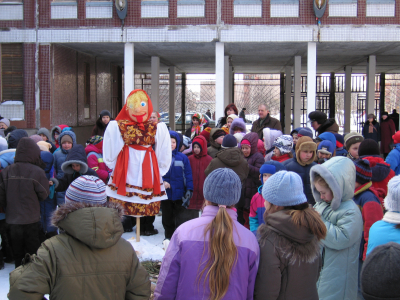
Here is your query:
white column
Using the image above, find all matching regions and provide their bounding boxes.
[344,66,352,133]
[215,42,225,121]
[224,56,230,108]
[366,55,376,115]
[293,56,301,128]
[151,56,160,111]
[124,43,134,104]
[169,67,176,131]
[307,42,317,115]
[285,66,292,134]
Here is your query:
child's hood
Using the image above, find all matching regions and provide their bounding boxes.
[61,144,89,174]
[58,130,77,146]
[40,151,54,174]
[242,132,259,155]
[310,156,355,211]
[14,137,43,168]
[37,127,51,140]
[263,128,283,151]
[169,130,181,155]
[360,155,391,182]
[51,124,69,141]
[229,118,246,135]
[192,135,208,157]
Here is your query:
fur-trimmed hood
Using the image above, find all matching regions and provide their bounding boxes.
[61,144,89,174]
[52,201,125,249]
[229,117,247,135]
[310,156,355,211]
[258,209,321,264]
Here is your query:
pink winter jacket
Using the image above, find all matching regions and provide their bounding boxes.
[85,142,111,183]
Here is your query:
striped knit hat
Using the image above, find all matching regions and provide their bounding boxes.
[354,159,372,185]
[65,175,107,205]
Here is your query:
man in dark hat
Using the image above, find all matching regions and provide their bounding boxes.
[308,111,339,136]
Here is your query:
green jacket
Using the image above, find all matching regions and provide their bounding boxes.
[310,157,363,300]
[8,202,151,300]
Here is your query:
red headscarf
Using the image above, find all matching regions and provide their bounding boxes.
[115,89,153,130]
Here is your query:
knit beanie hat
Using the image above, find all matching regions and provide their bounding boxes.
[358,139,380,157]
[200,127,212,142]
[295,136,317,166]
[0,118,10,128]
[182,136,191,149]
[241,139,251,147]
[298,127,313,138]
[262,171,307,207]
[65,175,107,205]
[87,135,103,145]
[318,132,336,149]
[354,159,372,185]
[273,135,293,154]
[233,132,245,144]
[308,111,327,125]
[361,242,400,300]
[61,134,73,145]
[317,140,335,156]
[29,134,44,144]
[222,134,238,148]
[99,110,111,118]
[227,114,238,121]
[393,131,400,145]
[212,130,226,140]
[0,136,7,152]
[203,168,241,206]
[259,161,286,184]
[37,141,51,152]
[333,133,345,148]
[384,175,400,212]
[344,132,364,151]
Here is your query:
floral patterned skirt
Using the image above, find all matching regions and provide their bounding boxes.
[108,197,161,216]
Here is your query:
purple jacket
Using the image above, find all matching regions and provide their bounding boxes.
[154,206,260,300]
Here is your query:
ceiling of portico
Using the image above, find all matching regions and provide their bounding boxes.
[61,41,400,74]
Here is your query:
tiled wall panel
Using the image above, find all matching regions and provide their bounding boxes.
[0,5,23,21]
[177,4,205,18]
[86,5,113,19]
[329,3,357,17]
[366,3,395,17]
[141,5,169,18]
[51,4,78,19]
[270,4,299,18]
[233,4,262,18]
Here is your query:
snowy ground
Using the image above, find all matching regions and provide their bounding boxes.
[0,216,166,300]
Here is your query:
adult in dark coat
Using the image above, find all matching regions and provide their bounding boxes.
[380,111,396,158]
[362,113,380,143]
[91,110,112,137]
[238,132,265,228]
[205,134,249,184]
[251,104,282,139]
[54,144,99,192]
[216,103,238,128]
[390,109,399,131]
[308,111,339,137]
[239,108,247,122]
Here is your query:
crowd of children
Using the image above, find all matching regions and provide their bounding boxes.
[1,108,400,300]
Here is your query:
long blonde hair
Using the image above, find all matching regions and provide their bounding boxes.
[198,203,238,300]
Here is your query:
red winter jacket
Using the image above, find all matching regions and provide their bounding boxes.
[188,136,212,210]
[85,142,111,183]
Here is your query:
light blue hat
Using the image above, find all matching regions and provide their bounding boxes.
[262,171,307,207]
[203,168,241,206]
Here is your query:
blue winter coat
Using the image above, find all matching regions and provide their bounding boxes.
[53,131,76,205]
[0,149,16,170]
[335,148,348,157]
[163,131,194,201]
[385,144,400,175]
[283,158,316,205]
[367,212,400,256]
[310,157,363,300]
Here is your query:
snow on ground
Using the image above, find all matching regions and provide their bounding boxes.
[0,216,166,300]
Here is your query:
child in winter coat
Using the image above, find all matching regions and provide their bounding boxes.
[223,114,238,131]
[344,132,364,160]
[155,168,259,300]
[188,135,212,216]
[359,138,395,199]
[283,136,317,205]
[311,156,363,300]
[367,175,400,255]
[254,171,327,300]
[317,140,335,164]
[249,161,285,234]
[385,131,400,175]
[271,135,293,163]
[208,128,226,158]
[162,131,194,245]
[53,130,76,206]
[262,127,282,162]
[85,135,111,183]
[238,132,265,228]
[0,138,50,268]
[37,127,56,153]
[50,124,69,149]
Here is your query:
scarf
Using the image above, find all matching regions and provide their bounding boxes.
[368,122,376,134]
[191,113,207,139]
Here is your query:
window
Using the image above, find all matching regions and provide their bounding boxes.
[1,44,23,102]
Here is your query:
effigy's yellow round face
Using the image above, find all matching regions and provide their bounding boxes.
[126,91,149,122]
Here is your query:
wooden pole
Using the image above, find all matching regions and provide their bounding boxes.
[136,217,140,242]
